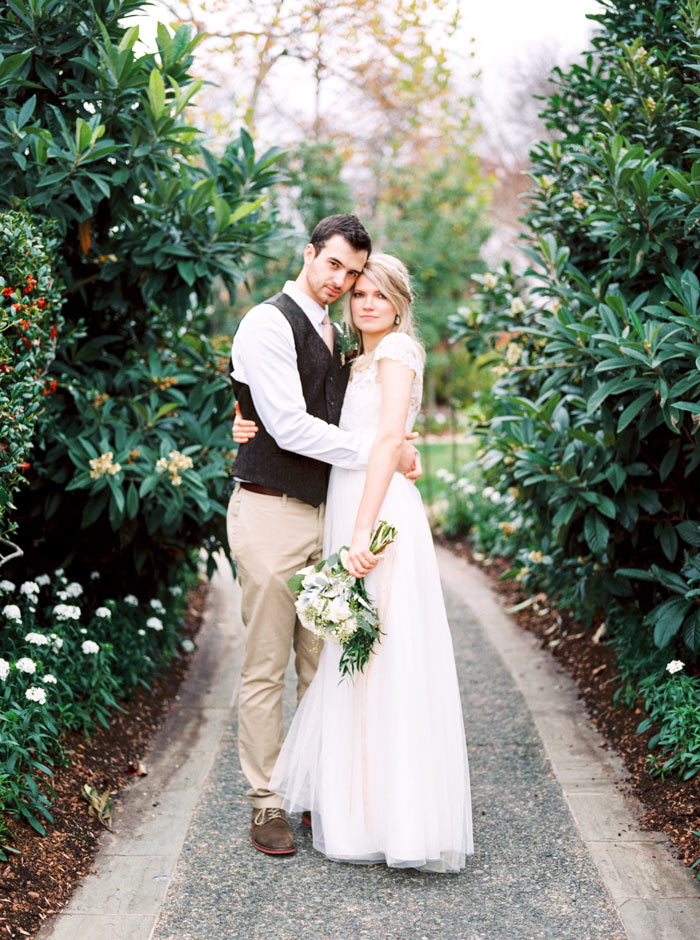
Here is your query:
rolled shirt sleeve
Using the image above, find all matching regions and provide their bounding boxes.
[231,304,371,470]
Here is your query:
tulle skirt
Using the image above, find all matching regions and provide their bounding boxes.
[269,467,473,872]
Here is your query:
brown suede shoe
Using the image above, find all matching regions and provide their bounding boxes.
[251,807,295,855]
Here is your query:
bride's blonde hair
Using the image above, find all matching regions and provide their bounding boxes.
[343,252,425,360]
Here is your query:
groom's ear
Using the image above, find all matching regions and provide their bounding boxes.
[302,242,316,266]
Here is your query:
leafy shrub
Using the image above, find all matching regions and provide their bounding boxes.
[451,0,700,662]
[636,663,700,781]
[0,210,64,553]
[0,0,285,591]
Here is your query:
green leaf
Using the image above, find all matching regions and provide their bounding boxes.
[617,392,654,432]
[148,68,166,118]
[682,610,700,652]
[677,521,700,547]
[650,597,693,648]
[584,510,609,555]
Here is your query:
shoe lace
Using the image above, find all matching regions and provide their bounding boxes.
[254,807,283,826]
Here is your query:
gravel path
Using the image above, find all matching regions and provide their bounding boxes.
[151,576,625,940]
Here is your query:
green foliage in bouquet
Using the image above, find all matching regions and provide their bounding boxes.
[0,209,64,555]
[0,0,286,590]
[451,0,700,664]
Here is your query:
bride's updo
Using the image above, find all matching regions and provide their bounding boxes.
[343,252,425,359]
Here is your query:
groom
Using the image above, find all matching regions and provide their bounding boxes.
[227,214,420,855]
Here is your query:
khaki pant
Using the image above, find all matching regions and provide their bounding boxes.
[227,485,324,808]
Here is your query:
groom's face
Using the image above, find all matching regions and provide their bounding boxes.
[302,235,368,307]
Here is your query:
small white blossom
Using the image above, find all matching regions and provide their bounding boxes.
[50,633,63,652]
[42,674,57,684]
[0,659,9,681]
[138,629,146,636]
[666,660,684,675]
[25,632,50,646]
[64,582,83,598]
[25,686,47,705]
[15,657,36,674]
[90,571,101,580]
[54,568,64,577]
[95,607,111,619]
[3,604,21,622]
[20,581,40,596]
[82,640,100,655]
[124,594,139,606]
[54,604,80,621]
[0,580,15,592]
[35,574,50,587]
[79,627,87,634]
[56,590,69,600]
[169,585,183,597]
[181,638,195,653]
[147,617,164,631]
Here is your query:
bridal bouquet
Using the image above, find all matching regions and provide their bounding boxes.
[288,520,397,679]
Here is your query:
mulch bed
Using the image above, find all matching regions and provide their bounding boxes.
[0,583,208,940]
[442,537,700,875]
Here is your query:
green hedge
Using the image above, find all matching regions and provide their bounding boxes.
[452,0,700,662]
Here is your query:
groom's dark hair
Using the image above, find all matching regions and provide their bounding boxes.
[310,214,372,257]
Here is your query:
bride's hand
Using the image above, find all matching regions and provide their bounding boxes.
[344,528,379,579]
[232,401,259,444]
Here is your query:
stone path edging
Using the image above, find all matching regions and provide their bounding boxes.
[435,545,699,940]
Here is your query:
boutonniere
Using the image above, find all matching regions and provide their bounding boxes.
[337,322,359,367]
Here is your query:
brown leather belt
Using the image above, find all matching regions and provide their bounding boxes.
[240,482,285,497]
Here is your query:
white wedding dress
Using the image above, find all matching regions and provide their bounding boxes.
[269,332,473,872]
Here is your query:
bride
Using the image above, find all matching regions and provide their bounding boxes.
[236,253,473,872]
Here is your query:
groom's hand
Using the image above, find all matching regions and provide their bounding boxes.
[398,434,422,483]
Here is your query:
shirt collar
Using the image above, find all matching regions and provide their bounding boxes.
[283,280,327,325]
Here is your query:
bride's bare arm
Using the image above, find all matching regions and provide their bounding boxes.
[344,357,415,578]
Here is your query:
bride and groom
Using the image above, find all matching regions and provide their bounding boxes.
[227,214,473,872]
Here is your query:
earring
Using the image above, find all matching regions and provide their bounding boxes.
[394,314,401,326]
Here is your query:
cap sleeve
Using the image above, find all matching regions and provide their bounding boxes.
[374,332,423,376]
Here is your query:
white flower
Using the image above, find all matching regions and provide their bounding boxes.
[0,580,15,592]
[124,594,139,606]
[15,657,36,674]
[666,660,684,675]
[95,607,111,619]
[483,272,498,290]
[169,585,182,596]
[149,599,165,614]
[0,659,9,681]
[137,629,146,636]
[25,686,47,705]
[328,596,352,624]
[82,640,100,655]
[90,571,101,580]
[64,582,83,598]
[20,581,40,596]
[146,617,164,631]
[3,604,21,622]
[79,627,87,634]
[35,574,50,587]
[56,590,69,600]
[42,674,57,684]
[50,633,63,652]
[181,638,195,653]
[53,604,80,621]
[25,632,50,646]
[54,568,64,577]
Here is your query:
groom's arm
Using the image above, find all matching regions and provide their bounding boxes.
[232,306,372,470]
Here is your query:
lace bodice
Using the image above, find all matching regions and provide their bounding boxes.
[339,332,423,435]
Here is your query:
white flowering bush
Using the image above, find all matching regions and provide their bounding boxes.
[0,564,196,850]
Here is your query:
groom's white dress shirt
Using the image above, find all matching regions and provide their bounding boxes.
[231,281,371,470]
